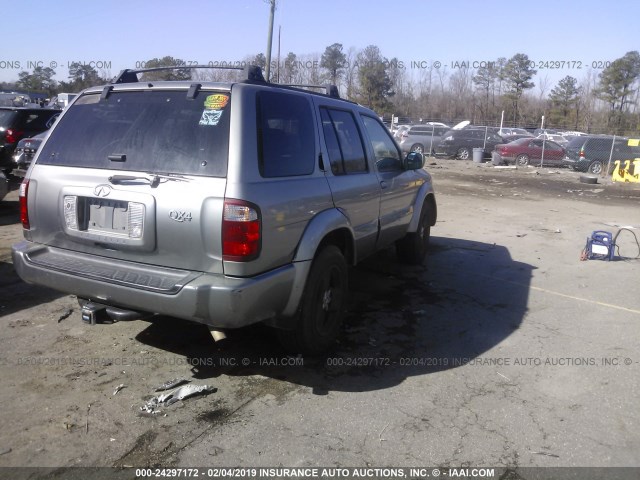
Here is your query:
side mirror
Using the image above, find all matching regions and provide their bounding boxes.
[404,151,424,170]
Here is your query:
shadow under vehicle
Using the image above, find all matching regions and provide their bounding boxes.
[132,237,532,394]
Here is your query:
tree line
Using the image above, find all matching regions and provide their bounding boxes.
[2,49,639,136]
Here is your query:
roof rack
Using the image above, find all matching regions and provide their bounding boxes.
[278,84,340,99]
[111,65,266,84]
[110,65,344,101]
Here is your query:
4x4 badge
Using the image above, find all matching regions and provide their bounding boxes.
[94,185,112,197]
[169,210,193,222]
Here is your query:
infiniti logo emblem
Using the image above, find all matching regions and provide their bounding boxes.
[94,185,112,197]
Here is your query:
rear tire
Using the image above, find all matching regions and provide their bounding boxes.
[277,246,348,355]
[587,160,604,175]
[396,206,431,265]
[515,154,530,166]
[410,143,424,154]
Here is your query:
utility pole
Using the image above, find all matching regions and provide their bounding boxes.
[265,0,276,81]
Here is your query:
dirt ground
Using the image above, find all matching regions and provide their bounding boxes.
[1,161,639,475]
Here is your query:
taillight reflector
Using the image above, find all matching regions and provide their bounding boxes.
[20,180,30,229]
[222,200,261,261]
[6,129,23,144]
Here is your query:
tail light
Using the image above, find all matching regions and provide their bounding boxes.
[5,129,24,144]
[19,180,30,230]
[579,147,585,158]
[401,132,409,138]
[222,200,261,261]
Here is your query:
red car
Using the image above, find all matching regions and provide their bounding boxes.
[493,138,567,167]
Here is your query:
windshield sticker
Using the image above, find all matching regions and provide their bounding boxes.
[199,109,223,126]
[204,94,229,110]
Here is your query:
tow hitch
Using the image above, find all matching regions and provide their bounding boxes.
[80,300,148,324]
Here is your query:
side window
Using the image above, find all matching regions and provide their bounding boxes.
[361,115,402,172]
[257,91,315,178]
[319,107,367,175]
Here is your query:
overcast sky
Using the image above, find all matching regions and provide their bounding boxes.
[2,0,638,87]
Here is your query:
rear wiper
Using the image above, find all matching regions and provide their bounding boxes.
[108,173,191,187]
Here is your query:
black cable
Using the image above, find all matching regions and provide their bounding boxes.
[613,228,640,259]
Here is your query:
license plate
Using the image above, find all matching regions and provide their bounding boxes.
[87,198,130,234]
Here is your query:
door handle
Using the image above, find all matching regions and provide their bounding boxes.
[380,181,388,189]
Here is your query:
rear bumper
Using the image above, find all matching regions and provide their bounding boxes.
[12,241,307,329]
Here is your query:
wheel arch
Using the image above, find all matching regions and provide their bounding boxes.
[407,184,437,232]
[276,209,355,320]
[292,208,356,265]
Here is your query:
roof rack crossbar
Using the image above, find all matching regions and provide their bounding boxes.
[279,84,340,98]
[111,65,266,85]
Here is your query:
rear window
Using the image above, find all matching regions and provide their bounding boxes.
[22,110,59,130]
[566,137,588,150]
[37,90,230,177]
[0,110,17,128]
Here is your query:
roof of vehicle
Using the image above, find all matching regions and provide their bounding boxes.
[104,64,349,103]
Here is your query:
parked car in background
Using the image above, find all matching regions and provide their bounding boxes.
[536,133,568,146]
[12,131,46,177]
[0,107,61,174]
[564,135,640,174]
[0,93,32,107]
[498,127,532,137]
[398,125,449,155]
[533,128,559,136]
[434,127,504,160]
[560,130,586,138]
[500,133,535,144]
[493,138,566,166]
[47,93,77,109]
[393,124,411,140]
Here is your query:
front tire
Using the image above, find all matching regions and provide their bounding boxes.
[457,147,471,160]
[515,154,530,166]
[396,207,431,265]
[277,246,348,355]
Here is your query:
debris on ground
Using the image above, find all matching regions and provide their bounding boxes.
[0,448,11,455]
[532,451,560,458]
[141,384,215,415]
[56,308,73,323]
[113,384,126,395]
[155,378,189,392]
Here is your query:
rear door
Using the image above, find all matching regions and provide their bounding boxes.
[28,88,231,274]
[315,102,380,261]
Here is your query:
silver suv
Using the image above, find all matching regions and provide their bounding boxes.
[12,66,437,354]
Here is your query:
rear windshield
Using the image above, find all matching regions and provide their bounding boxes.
[0,110,17,128]
[566,137,588,149]
[37,90,230,177]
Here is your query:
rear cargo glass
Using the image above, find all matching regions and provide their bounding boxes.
[37,90,230,177]
[0,110,17,128]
